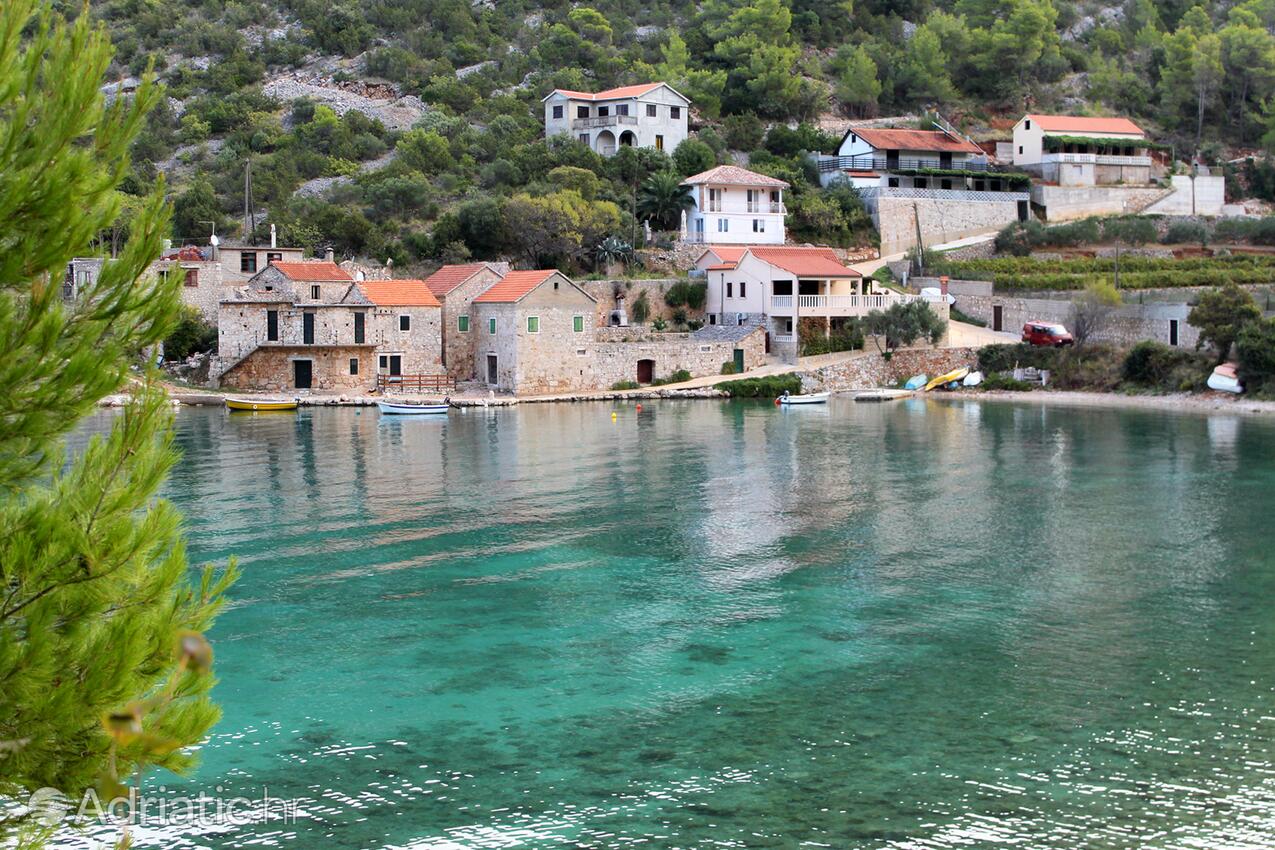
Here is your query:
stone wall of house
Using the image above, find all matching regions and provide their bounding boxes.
[578,278,706,327]
[219,346,375,393]
[367,305,443,374]
[1142,175,1226,216]
[800,347,981,392]
[875,196,1023,256]
[440,267,505,381]
[153,260,227,322]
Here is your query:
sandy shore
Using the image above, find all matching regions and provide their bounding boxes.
[933,390,1275,417]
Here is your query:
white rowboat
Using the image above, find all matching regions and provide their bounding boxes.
[778,391,830,405]
[376,400,449,415]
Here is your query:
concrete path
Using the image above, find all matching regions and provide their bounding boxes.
[947,320,1019,348]
[848,233,996,278]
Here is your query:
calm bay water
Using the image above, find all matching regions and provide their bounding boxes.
[66,398,1275,848]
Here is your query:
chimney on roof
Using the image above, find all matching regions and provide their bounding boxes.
[355,270,365,282]
[270,223,277,249]
[490,261,511,277]
[385,258,393,279]
[324,247,335,263]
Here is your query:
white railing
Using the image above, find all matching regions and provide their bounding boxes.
[768,292,924,316]
[573,115,638,129]
[772,333,795,343]
[1044,152,1152,167]
[746,202,787,214]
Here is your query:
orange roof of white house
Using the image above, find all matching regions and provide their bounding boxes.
[473,269,560,303]
[851,128,982,154]
[357,279,441,308]
[748,247,861,278]
[1025,114,1145,135]
[271,261,352,282]
[423,263,496,298]
[682,165,788,188]
[543,82,688,102]
[697,245,749,270]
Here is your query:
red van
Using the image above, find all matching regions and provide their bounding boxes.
[1022,321,1074,347]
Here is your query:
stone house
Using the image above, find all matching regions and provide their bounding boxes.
[422,262,510,381]
[542,82,689,156]
[682,165,788,245]
[470,269,767,394]
[212,261,442,392]
[148,236,306,322]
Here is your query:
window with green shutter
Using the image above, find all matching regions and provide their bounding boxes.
[527,316,539,333]
[458,315,469,333]
[488,317,496,335]
[573,315,584,333]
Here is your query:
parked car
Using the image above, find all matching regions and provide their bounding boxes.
[1022,321,1074,347]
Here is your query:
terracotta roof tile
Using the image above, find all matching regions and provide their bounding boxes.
[423,263,493,297]
[682,165,789,187]
[851,128,983,154]
[748,247,860,278]
[1026,114,1144,135]
[270,261,352,282]
[547,83,677,101]
[473,269,559,303]
[357,279,441,308]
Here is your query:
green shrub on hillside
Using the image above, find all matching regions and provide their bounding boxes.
[977,343,1058,374]
[1122,341,1212,391]
[1237,317,1275,395]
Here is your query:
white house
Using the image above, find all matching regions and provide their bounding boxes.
[816,127,989,190]
[542,82,689,156]
[681,165,788,245]
[1011,114,1152,186]
[695,245,933,362]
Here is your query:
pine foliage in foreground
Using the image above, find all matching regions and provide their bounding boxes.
[0,0,237,838]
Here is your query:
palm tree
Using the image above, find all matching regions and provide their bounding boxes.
[637,171,694,231]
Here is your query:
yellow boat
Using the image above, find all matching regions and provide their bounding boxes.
[923,367,970,392]
[224,397,300,412]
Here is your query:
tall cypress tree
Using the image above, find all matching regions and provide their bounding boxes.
[0,0,237,839]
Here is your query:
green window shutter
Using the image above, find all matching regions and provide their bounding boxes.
[527,316,539,333]
[573,315,584,333]
[489,317,496,335]
[458,315,469,332]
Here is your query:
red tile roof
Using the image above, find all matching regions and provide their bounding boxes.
[271,261,352,282]
[697,245,748,269]
[357,279,441,308]
[423,263,493,298]
[473,269,559,303]
[748,247,861,278]
[682,165,789,187]
[1026,114,1144,135]
[547,83,675,101]
[851,128,983,154]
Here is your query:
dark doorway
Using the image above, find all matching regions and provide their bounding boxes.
[764,332,771,354]
[1169,319,1180,347]
[353,311,365,344]
[388,355,401,376]
[486,354,498,385]
[266,310,278,342]
[939,152,952,169]
[993,305,1003,332]
[886,150,899,170]
[637,359,655,384]
[733,348,745,373]
[302,311,315,344]
[293,359,312,389]
[1017,200,1029,222]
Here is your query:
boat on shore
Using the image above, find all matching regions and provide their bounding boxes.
[376,399,450,415]
[777,391,830,405]
[1207,363,1243,394]
[924,367,971,392]
[854,388,913,402]
[963,371,984,387]
[225,397,299,412]
[903,374,928,391]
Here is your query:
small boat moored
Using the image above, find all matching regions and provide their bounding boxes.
[1207,363,1243,394]
[924,367,971,392]
[225,397,299,412]
[376,399,450,415]
[854,388,913,402]
[777,390,831,405]
[903,374,928,391]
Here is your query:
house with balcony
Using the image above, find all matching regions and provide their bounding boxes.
[696,245,933,361]
[542,82,689,156]
[211,261,442,392]
[681,165,787,245]
[813,126,1031,255]
[1011,114,1153,186]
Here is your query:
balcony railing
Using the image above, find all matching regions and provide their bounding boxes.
[572,114,639,129]
[768,293,925,317]
[1043,152,1152,167]
[817,154,994,174]
[746,202,786,214]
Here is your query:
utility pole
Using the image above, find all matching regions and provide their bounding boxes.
[243,158,256,246]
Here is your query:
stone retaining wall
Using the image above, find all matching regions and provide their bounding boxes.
[955,292,1200,348]
[577,278,705,327]
[799,347,981,392]
[875,196,1023,256]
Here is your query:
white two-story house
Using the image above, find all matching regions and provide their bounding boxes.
[542,83,689,156]
[1011,114,1152,186]
[681,165,787,245]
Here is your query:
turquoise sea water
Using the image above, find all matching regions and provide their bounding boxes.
[63,398,1275,848]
